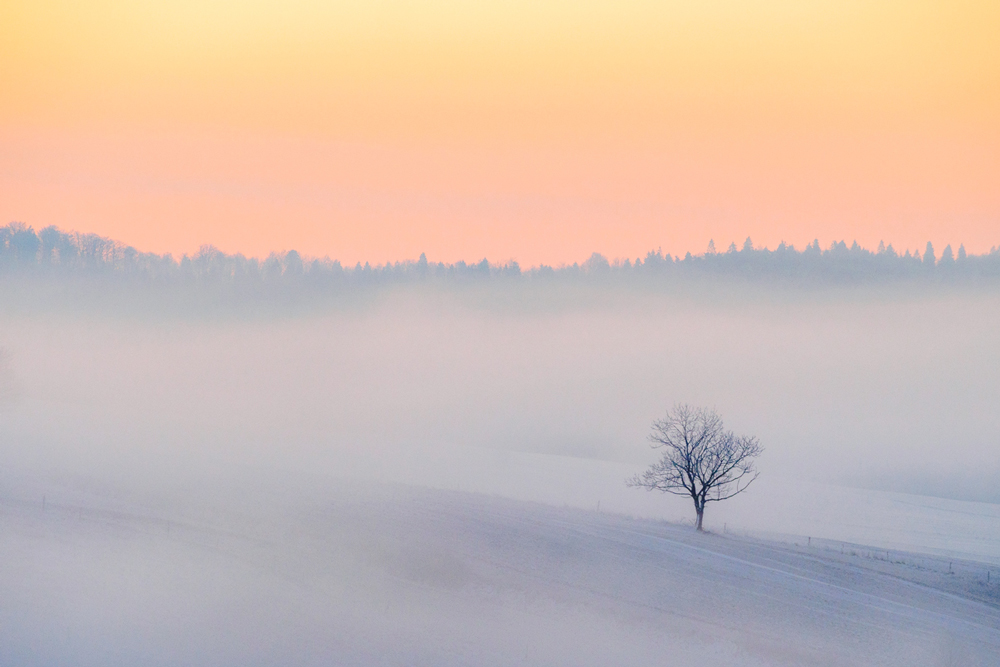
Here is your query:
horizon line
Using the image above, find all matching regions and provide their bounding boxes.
[5,221,996,270]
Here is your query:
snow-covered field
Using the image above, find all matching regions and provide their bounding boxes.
[1,468,998,667]
[3,290,1000,664]
[330,446,1000,564]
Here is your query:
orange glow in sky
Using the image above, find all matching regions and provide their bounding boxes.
[1,0,998,264]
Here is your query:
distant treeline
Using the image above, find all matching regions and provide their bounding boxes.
[3,222,1000,289]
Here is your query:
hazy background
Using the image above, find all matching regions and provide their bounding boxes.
[3,281,998,508]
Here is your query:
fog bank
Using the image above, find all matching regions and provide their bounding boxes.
[3,285,999,506]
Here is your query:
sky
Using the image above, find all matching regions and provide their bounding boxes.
[1,0,998,265]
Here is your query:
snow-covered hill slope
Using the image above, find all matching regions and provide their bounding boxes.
[1,475,997,667]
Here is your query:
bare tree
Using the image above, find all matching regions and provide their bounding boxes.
[628,405,761,531]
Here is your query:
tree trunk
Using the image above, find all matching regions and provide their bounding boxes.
[693,498,705,531]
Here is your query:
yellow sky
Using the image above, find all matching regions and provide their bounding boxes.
[1,0,998,263]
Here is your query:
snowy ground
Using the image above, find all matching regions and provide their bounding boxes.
[1,468,998,667]
[334,446,1000,564]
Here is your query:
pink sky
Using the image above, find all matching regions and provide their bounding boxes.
[2,0,997,264]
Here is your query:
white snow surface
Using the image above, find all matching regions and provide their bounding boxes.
[337,446,1000,564]
[1,467,998,667]
[3,292,1000,664]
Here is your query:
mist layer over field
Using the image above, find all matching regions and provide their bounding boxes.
[3,284,999,500]
[2,281,1000,664]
